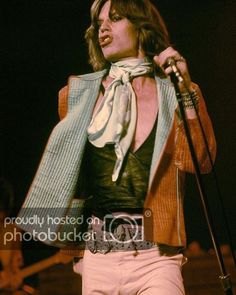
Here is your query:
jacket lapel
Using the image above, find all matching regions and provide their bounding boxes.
[148,77,177,188]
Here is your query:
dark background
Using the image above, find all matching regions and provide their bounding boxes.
[0,0,236,249]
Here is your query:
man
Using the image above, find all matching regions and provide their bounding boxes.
[0,177,23,294]
[18,0,216,294]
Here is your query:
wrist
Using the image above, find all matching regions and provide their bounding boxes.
[181,89,199,110]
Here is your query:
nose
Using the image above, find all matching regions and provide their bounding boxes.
[99,19,111,33]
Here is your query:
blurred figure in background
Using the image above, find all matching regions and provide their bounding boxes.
[0,177,23,294]
[0,177,40,295]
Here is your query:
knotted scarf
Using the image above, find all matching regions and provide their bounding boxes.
[87,58,153,181]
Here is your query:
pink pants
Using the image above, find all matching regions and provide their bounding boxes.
[82,247,185,295]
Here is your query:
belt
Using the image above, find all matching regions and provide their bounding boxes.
[86,214,183,256]
[86,223,155,254]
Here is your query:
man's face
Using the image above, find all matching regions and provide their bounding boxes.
[98,0,143,62]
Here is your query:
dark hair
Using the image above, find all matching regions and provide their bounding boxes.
[85,0,170,71]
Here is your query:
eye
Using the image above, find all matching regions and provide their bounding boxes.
[110,14,122,22]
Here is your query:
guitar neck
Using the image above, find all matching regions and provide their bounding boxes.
[19,254,59,279]
[0,252,73,290]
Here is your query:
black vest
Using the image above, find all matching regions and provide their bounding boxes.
[81,119,157,215]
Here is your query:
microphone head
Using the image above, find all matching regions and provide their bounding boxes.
[165,57,184,83]
[166,57,176,67]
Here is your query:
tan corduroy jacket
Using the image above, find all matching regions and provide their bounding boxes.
[58,72,216,249]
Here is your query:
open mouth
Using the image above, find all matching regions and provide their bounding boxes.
[99,36,112,47]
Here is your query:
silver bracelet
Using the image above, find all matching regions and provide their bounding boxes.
[181,89,199,110]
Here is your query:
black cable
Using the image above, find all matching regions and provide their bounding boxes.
[167,57,235,266]
[169,66,234,294]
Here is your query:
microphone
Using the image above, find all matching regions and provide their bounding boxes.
[166,57,184,83]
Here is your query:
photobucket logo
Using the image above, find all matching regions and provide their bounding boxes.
[103,214,144,243]
[3,227,95,245]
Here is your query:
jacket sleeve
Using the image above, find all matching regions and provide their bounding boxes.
[58,85,69,120]
[174,84,217,174]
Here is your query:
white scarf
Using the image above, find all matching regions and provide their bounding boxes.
[87,58,153,181]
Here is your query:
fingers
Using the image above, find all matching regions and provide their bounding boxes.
[153,47,187,76]
[153,47,192,89]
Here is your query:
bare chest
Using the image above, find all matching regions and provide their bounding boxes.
[132,83,158,151]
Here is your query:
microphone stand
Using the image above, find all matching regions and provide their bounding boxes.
[168,63,234,294]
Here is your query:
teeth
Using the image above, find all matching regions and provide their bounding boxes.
[99,36,112,46]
